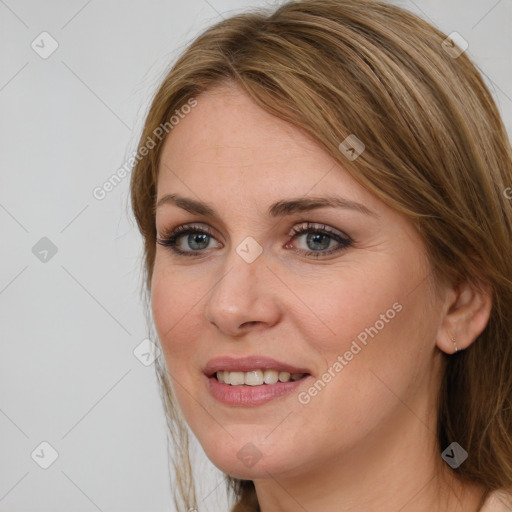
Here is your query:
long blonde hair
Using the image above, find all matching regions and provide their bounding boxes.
[129,1,512,510]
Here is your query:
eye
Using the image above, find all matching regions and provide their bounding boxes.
[286,222,352,258]
[156,222,353,258]
[156,224,220,257]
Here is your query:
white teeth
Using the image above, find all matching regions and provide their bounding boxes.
[229,371,245,386]
[245,370,263,386]
[278,371,291,382]
[215,369,307,386]
[263,369,279,384]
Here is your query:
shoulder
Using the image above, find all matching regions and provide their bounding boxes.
[480,489,512,512]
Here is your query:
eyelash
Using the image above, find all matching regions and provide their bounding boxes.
[156,222,353,259]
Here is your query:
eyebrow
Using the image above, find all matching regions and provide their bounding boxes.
[155,193,376,218]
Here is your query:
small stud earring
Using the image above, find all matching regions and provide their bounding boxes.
[451,336,459,353]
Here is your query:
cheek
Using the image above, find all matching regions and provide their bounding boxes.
[298,258,435,413]
[302,265,403,352]
[151,265,199,369]
[151,272,179,340]
[320,248,432,353]
[323,292,435,406]
[151,271,207,422]
[151,255,202,332]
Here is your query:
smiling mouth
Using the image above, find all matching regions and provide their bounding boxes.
[213,369,310,386]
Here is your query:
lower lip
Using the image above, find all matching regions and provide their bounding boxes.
[206,374,311,407]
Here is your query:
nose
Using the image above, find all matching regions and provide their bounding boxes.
[204,243,282,337]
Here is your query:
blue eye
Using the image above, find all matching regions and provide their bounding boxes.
[287,222,352,257]
[156,222,352,258]
[157,224,219,257]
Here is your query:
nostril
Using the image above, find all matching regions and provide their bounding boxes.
[241,321,259,328]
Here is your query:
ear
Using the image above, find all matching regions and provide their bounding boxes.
[436,278,493,354]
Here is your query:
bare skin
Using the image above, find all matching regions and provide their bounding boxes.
[151,83,491,512]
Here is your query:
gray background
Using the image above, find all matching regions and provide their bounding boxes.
[1,1,510,511]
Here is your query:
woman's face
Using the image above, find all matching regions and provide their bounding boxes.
[151,83,446,480]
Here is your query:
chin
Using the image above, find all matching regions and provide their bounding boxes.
[206,452,289,480]
[199,434,307,480]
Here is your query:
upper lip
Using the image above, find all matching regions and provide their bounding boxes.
[203,356,312,377]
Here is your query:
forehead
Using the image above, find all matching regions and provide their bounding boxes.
[156,84,377,213]
[160,85,323,169]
